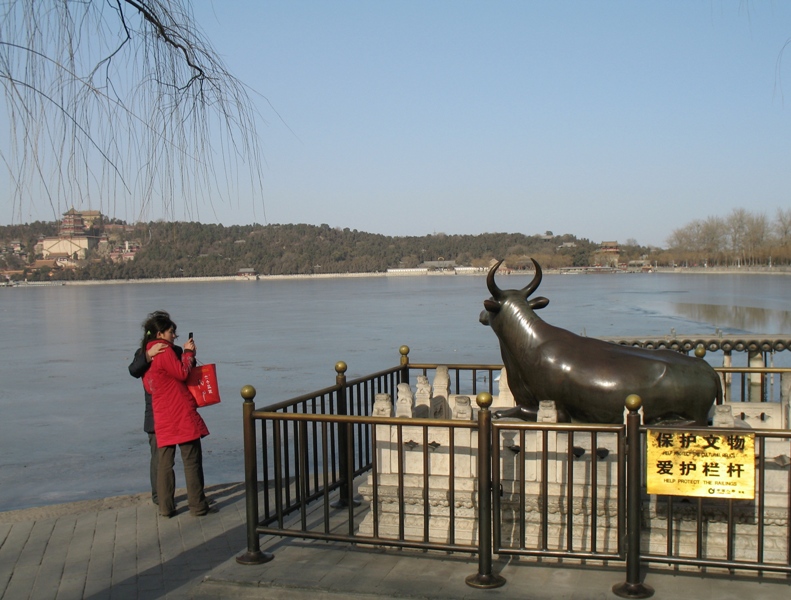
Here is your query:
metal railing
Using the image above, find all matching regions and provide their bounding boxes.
[407,362,502,397]
[715,367,790,405]
[246,349,514,529]
[235,347,791,595]
[252,411,480,554]
[639,427,791,574]
[491,421,626,562]
[252,360,405,526]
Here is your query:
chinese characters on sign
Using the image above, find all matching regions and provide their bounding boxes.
[646,429,755,499]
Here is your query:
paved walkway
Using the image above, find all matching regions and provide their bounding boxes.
[2,483,790,600]
[0,483,249,600]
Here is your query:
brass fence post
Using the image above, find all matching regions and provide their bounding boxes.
[331,361,359,509]
[236,385,274,565]
[612,394,653,597]
[466,392,506,589]
[399,345,410,385]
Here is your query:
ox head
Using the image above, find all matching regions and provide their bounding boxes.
[479,258,550,328]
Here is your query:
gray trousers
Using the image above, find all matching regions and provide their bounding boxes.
[148,433,159,504]
[157,438,209,516]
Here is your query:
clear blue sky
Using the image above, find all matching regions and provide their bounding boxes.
[8,1,791,248]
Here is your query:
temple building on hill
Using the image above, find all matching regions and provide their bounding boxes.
[592,240,621,267]
[58,208,103,236]
[35,208,105,261]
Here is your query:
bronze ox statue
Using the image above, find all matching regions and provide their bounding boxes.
[479,259,721,425]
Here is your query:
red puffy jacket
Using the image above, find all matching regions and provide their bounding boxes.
[143,340,209,447]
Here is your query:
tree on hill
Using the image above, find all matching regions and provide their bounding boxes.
[1,0,265,225]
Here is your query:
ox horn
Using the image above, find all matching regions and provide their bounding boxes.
[486,260,504,299]
[520,258,542,298]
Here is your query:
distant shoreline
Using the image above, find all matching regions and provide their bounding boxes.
[4,265,790,287]
[635,266,790,276]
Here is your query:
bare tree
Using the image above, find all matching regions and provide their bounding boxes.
[743,211,769,265]
[773,209,791,264]
[0,0,266,224]
[667,209,790,267]
[667,220,703,265]
[667,216,726,266]
[725,208,769,266]
[698,215,726,266]
[726,208,749,266]
[774,208,791,248]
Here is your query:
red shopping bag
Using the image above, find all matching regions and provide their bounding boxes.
[186,363,222,407]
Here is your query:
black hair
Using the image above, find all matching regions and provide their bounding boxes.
[140,310,176,351]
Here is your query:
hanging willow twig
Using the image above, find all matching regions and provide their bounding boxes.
[0,0,267,224]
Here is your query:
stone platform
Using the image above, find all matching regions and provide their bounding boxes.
[3,482,790,600]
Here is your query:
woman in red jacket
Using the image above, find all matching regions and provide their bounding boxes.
[141,312,212,517]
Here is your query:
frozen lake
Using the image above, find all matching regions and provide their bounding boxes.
[1,271,789,511]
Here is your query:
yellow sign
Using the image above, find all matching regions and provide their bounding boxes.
[646,429,755,499]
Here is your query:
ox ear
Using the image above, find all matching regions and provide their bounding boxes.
[529,296,549,310]
[483,299,501,313]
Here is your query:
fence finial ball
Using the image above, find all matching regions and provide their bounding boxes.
[240,385,256,401]
[694,344,706,358]
[399,345,410,356]
[625,394,642,411]
[335,361,348,374]
[476,392,493,409]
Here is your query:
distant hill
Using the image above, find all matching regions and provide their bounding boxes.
[1,220,652,281]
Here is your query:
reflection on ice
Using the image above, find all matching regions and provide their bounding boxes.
[673,303,791,333]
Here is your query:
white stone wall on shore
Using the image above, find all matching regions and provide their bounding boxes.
[12,265,791,287]
[33,272,392,285]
